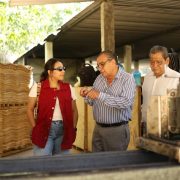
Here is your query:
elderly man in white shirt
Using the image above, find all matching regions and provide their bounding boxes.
[142,45,180,135]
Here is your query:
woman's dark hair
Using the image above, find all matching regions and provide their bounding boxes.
[40,58,62,82]
[78,63,97,86]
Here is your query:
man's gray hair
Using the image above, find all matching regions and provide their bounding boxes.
[98,50,118,64]
[149,45,169,59]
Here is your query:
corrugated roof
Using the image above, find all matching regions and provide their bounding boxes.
[17,0,180,60]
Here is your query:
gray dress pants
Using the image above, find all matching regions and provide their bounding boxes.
[92,123,130,152]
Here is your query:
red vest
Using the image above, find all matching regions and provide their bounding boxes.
[31,79,76,149]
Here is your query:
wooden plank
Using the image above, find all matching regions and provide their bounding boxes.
[168,97,180,134]
[147,96,169,138]
[147,96,161,137]
[87,105,95,151]
[84,102,88,152]
[73,87,85,150]
[128,87,141,150]
[136,137,180,162]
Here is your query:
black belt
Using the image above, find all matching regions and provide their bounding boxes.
[96,121,128,127]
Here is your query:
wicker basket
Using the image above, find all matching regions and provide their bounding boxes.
[0,106,32,154]
[0,63,30,105]
[0,63,32,156]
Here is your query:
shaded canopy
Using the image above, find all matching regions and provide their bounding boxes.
[16,0,180,61]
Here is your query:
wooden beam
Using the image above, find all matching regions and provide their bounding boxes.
[100,0,115,52]
[45,41,53,63]
[84,102,88,152]
[134,60,139,70]
[136,137,180,162]
[123,45,132,73]
[10,0,93,6]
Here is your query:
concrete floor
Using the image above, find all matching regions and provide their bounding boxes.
[2,149,33,159]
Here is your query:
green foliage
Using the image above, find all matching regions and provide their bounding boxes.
[0,2,90,62]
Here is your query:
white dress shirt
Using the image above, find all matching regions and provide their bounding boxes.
[142,66,180,122]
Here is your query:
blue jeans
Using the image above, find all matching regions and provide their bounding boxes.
[33,121,69,156]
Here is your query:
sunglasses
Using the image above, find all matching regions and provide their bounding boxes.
[52,66,66,71]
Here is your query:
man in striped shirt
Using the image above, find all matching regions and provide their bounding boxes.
[80,50,136,152]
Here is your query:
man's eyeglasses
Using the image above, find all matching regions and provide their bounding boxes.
[96,59,110,70]
[150,61,163,66]
[52,66,66,71]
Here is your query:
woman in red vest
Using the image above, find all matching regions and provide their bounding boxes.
[27,58,78,156]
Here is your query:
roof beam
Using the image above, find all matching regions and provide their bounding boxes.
[9,0,93,6]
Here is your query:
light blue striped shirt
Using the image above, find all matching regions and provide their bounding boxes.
[85,68,136,124]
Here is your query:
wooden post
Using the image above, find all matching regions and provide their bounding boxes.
[123,45,132,73]
[136,137,180,162]
[45,41,53,63]
[128,86,141,150]
[134,60,139,70]
[84,102,88,152]
[100,0,115,52]
[137,87,142,137]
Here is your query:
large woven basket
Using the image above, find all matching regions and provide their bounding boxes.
[0,63,32,156]
[0,106,32,154]
[0,63,30,104]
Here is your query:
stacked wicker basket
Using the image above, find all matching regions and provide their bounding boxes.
[0,63,32,156]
